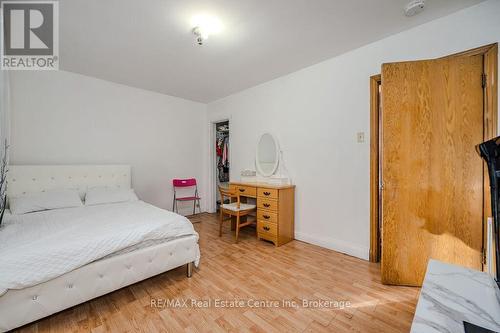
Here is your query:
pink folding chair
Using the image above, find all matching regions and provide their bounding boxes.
[172,178,201,214]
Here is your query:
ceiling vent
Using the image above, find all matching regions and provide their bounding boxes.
[404,0,425,17]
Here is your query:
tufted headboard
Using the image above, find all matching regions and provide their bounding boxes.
[6,165,131,199]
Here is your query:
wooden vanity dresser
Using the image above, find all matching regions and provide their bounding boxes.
[229,182,295,246]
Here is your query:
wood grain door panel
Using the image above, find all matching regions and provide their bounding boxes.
[381,54,484,286]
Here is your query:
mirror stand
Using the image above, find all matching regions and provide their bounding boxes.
[242,133,292,185]
[265,150,291,185]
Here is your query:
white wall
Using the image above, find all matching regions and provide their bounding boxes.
[207,0,500,260]
[10,70,207,215]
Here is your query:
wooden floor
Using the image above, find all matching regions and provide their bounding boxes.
[16,213,419,333]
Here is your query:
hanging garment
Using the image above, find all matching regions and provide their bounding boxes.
[218,159,229,182]
[216,131,229,182]
[216,137,223,156]
[222,139,228,166]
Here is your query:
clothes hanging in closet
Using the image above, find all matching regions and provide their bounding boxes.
[216,128,229,182]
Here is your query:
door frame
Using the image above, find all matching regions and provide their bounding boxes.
[369,43,498,263]
[369,74,382,262]
[207,117,231,213]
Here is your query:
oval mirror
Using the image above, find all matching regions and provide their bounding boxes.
[256,133,279,177]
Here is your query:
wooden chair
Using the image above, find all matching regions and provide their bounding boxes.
[218,186,256,243]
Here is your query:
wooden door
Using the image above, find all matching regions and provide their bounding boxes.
[381,53,485,286]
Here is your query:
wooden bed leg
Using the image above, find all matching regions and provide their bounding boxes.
[187,262,193,278]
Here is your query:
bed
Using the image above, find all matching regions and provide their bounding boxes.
[0,165,200,332]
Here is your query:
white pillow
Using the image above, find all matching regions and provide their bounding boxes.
[85,187,138,206]
[9,189,83,215]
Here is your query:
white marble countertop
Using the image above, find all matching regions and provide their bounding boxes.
[411,259,500,333]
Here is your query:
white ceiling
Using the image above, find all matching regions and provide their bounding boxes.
[60,0,484,102]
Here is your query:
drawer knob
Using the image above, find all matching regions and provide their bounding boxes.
[239,189,245,192]
[263,203,270,208]
[263,191,271,196]
[263,226,270,231]
[263,215,270,219]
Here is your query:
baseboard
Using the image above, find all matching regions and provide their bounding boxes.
[294,231,369,261]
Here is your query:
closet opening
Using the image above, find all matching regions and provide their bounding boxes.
[215,121,230,212]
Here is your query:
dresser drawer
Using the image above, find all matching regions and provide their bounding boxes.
[236,185,256,197]
[259,232,278,244]
[257,220,277,236]
[257,197,278,211]
[257,187,279,199]
[257,210,278,223]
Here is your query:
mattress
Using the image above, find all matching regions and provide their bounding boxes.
[102,237,194,259]
[0,200,199,295]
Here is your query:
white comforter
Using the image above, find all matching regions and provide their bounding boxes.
[0,201,198,295]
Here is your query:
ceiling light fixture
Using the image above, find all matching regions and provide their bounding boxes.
[191,14,223,45]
